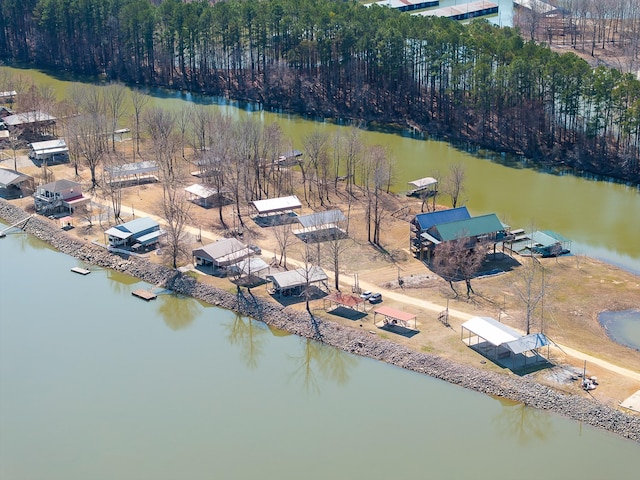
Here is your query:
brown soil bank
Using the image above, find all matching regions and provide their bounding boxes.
[1,199,639,442]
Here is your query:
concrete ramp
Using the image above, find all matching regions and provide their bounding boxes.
[620,390,640,413]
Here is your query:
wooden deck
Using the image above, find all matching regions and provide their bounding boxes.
[132,289,157,301]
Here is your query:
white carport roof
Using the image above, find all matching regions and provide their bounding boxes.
[251,195,301,215]
[184,183,228,199]
[228,257,270,276]
[461,316,520,347]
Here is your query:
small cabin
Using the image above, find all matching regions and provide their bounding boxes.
[104,217,163,251]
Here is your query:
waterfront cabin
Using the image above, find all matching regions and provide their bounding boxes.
[34,179,89,215]
[192,238,253,272]
[104,217,163,251]
[411,208,508,260]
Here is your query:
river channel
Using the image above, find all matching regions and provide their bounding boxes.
[1,226,638,480]
[3,66,639,276]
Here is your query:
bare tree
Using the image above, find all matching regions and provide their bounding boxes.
[129,88,149,159]
[104,83,127,152]
[431,235,488,299]
[274,222,296,268]
[323,224,351,291]
[511,257,550,334]
[159,182,193,269]
[444,162,465,209]
[102,151,126,222]
[302,128,330,207]
[144,106,177,182]
[66,86,108,189]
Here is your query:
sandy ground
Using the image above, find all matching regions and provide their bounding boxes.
[4,145,640,413]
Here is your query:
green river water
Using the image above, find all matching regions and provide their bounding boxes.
[1,228,638,480]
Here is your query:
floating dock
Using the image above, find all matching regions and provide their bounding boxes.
[71,267,91,275]
[132,289,157,301]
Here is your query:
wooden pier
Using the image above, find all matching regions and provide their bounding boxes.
[132,289,157,301]
[71,267,91,275]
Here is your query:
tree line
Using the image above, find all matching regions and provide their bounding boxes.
[1,0,639,184]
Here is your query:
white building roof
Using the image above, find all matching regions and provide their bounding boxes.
[4,111,55,126]
[184,183,227,199]
[408,177,438,189]
[251,195,301,215]
[30,139,68,155]
[461,316,521,347]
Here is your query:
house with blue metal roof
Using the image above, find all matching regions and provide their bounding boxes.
[104,217,164,251]
[411,208,508,260]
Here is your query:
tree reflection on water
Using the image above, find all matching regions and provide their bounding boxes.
[157,293,199,330]
[225,313,269,369]
[290,337,357,393]
[493,396,552,444]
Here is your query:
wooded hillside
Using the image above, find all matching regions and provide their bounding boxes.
[1,0,639,184]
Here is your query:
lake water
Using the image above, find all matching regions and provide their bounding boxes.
[1,225,639,479]
[599,310,640,351]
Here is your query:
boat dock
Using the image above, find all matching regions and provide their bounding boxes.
[132,289,157,301]
[71,267,91,275]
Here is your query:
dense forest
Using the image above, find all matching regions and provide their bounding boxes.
[1,0,639,184]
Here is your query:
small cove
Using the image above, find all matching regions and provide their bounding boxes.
[599,310,640,351]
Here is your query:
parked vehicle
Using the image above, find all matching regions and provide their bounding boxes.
[368,293,382,303]
[248,244,262,255]
[360,290,372,300]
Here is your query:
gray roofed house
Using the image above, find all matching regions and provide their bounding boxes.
[34,179,89,215]
[0,167,34,190]
[192,238,253,269]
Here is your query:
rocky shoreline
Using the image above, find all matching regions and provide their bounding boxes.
[1,199,639,442]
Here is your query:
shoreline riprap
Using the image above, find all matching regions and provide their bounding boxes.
[1,199,639,442]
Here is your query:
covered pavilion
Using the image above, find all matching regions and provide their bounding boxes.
[184,183,230,208]
[461,316,550,369]
[293,209,347,242]
[373,306,417,330]
[323,292,366,312]
[105,160,159,186]
[251,195,301,216]
[266,266,328,296]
